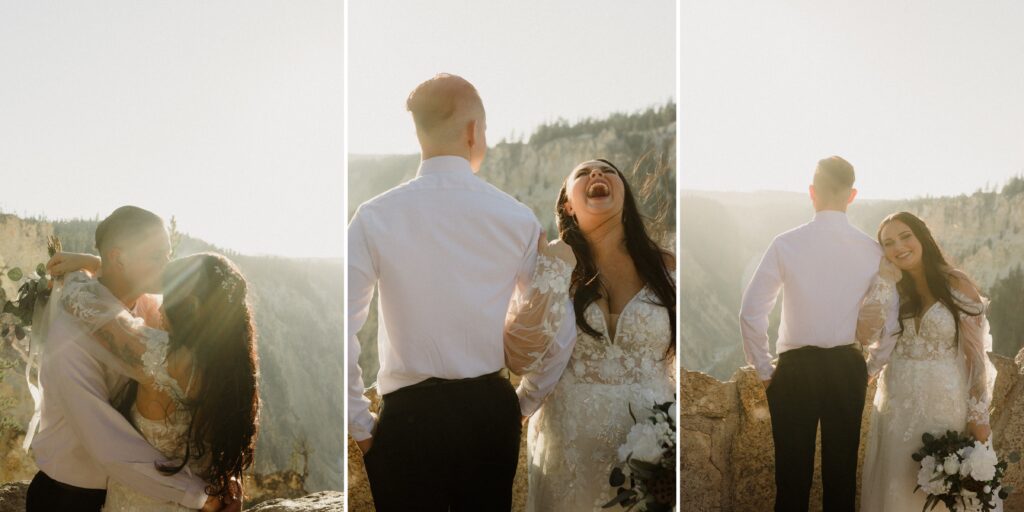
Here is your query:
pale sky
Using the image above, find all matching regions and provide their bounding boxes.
[347,0,677,155]
[0,1,344,258]
[681,1,1024,199]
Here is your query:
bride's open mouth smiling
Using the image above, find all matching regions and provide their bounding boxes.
[586,181,611,199]
[895,250,913,262]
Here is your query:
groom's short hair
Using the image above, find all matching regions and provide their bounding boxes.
[813,156,855,197]
[406,73,484,138]
[95,206,165,254]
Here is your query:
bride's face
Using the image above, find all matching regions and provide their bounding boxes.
[563,161,624,225]
[880,220,923,271]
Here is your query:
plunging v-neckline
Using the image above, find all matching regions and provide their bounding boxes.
[913,300,941,333]
[593,285,646,344]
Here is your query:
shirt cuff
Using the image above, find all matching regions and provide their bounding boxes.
[183,477,210,509]
[349,410,376,442]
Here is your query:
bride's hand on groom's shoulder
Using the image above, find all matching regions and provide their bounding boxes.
[537,234,576,265]
[47,251,102,278]
[878,257,902,284]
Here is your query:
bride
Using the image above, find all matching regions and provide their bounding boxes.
[518,158,676,511]
[52,252,259,511]
[858,211,996,511]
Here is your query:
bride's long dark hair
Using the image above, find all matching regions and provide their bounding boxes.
[555,157,676,357]
[115,252,260,497]
[876,212,980,342]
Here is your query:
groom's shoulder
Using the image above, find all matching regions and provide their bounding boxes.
[476,181,538,220]
[773,222,813,244]
[356,180,418,210]
[846,224,883,252]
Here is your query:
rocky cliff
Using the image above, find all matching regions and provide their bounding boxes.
[681,348,1024,512]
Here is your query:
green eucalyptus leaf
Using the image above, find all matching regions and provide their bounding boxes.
[7,268,23,281]
[36,263,46,277]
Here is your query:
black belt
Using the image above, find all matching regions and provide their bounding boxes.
[781,343,862,356]
[390,369,509,395]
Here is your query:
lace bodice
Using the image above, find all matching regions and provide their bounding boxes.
[565,286,674,386]
[894,301,959,361]
[132,406,192,461]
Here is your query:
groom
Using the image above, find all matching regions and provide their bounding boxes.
[741,157,887,512]
[26,206,232,512]
[347,73,574,511]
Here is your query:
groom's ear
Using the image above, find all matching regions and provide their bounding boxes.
[465,119,477,148]
[847,188,858,204]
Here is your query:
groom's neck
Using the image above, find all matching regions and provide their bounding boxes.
[421,147,471,163]
[98,274,141,309]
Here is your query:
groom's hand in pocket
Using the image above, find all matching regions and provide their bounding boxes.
[357,437,373,455]
[761,379,771,391]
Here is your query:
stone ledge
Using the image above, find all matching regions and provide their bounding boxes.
[682,349,1024,512]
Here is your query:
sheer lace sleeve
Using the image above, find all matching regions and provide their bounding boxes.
[60,272,186,402]
[504,248,575,374]
[955,289,995,426]
[859,273,900,377]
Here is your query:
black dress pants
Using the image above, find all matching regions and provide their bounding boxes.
[363,371,522,512]
[766,344,867,512]
[26,471,107,512]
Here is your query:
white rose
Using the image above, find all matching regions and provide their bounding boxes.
[984,485,992,494]
[668,402,678,422]
[943,455,961,475]
[619,423,666,464]
[964,441,998,482]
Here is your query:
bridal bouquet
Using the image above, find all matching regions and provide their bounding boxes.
[0,236,61,342]
[603,400,676,512]
[913,430,1019,512]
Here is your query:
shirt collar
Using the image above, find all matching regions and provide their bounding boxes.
[811,210,850,225]
[417,156,474,177]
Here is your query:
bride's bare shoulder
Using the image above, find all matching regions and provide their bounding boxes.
[946,268,982,302]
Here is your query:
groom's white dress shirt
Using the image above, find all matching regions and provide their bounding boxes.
[31,290,209,508]
[347,156,575,442]
[740,210,897,381]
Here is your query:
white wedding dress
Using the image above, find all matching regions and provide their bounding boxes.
[61,272,205,512]
[859,275,997,512]
[526,285,675,511]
